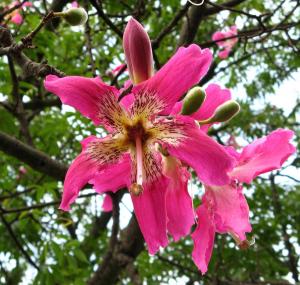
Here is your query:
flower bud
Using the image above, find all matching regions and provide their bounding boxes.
[123,18,154,84]
[63,7,88,26]
[199,100,240,124]
[181,87,206,115]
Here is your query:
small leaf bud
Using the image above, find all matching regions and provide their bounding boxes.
[181,87,206,115]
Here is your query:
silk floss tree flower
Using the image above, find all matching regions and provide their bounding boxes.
[170,82,296,273]
[44,17,296,273]
[191,129,296,273]
[212,25,238,59]
[44,18,237,254]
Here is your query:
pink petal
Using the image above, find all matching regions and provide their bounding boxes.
[230,129,296,183]
[11,13,23,24]
[225,146,241,163]
[230,25,238,33]
[23,2,32,7]
[212,31,226,46]
[123,18,153,84]
[60,136,125,211]
[131,177,169,254]
[44,75,119,127]
[90,155,131,194]
[212,27,238,56]
[112,63,127,74]
[120,93,135,110]
[119,79,135,110]
[218,49,231,59]
[60,136,102,211]
[166,119,234,186]
[191,204,215,274]
[205,184,251,241]
[102,194,113,212]
[162,156,194,241]
[71,1,79,7]
[133,45,212,115]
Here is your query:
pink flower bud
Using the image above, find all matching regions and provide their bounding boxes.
[123,18,154,84]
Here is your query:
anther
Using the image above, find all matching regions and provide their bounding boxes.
[230,232,255,250]
[129,183,144,196]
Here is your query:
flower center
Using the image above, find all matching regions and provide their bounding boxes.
[124,119,150,144]
[123,119,152,196]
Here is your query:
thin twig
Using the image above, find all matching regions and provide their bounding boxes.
[206,0,268,30]
[0,0,27,20]
[0,206,40,270]
[151,2,191,49]
[1,192,98,214]
[89,0,123,38]
[84,0,96,76]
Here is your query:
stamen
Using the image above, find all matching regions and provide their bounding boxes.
[135,136,144,185]
[229,232,255,250]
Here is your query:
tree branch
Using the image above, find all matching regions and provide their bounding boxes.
[87,215,144,285]
[0,131,67,181]
[177,0,246,47]
[0,27,65,78]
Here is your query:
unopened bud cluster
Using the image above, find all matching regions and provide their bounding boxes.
[181,87,240,124]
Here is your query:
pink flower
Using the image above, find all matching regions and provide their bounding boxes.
[4,1,32,25]
[192,129,295,274]
[212,25,238,59]
[16,165,28,180]
[44,18,235,254]
[19,166,27,175]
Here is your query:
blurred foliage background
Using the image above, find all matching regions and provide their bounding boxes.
[0,0,299,284]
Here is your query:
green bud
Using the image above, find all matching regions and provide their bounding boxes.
[63,8,88,26]
[181,87,206,115]
[200,100,240,124]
